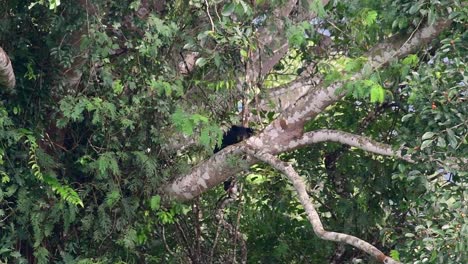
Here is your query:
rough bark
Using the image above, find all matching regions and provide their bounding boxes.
[0,47,15,89]
[276,129,413,161]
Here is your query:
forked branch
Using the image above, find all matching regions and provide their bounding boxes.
[244,148,401,264]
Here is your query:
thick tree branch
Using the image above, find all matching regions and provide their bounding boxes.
[244,148,400,264]
[0,47,15,89]
[252,75,319,118]
[254,19,451,153]
[163,146,254,201]
[164,19,451,201]
[295,19,452,123]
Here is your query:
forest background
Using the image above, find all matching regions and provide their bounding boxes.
[0,0,466,263]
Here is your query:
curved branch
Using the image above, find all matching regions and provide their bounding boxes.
[0,47,15,89]
[244,148,400,264]
[279,129,413,162]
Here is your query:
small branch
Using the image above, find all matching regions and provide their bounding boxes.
[233,182,247,264]
[192,198,202,262]
[244,148,401,264]
[161,225,175,256]
[214,187,247,264]
[204,0,215,32]
[175,220,194,261]
[209,223,222,263]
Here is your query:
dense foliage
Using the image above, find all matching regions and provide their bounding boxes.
[0,0,466,263]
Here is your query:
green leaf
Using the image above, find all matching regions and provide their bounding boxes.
[437,136,446,147]
[112,79,124,94]
[49,0,61,10]
[370,85,385,103]
[105,190,121,207]
[150,195,161,211]
[171,108,195,135]
[214,54,221,67]
[446,129,458,148]
[310,0,326,17]
[240,49,248,58]
[421,132,435,140]
[191,114,209,124]
[401,113,413,122]
[402,54,418,66]
[221,3,236,16]
[43,175,84,207]
[239,0,252,15]
[390,250,400,261]
[157,211,175,224]
[420,139,433,150]
[1,171,10,183]
[95,152,120,178]
[409,4,420,15]
[199,127,211,147]
[344,58,365,72]
[287,25,306,47]
[33,247,49,264]
[398,17,408,29]
[195,57,207,67]
[427,8,437,25]
[363,10,378,26]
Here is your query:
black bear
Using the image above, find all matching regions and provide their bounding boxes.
[214,125,254,192]
[213,125,254,153]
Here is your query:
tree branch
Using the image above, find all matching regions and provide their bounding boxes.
[294,20,452,123]
[243,148,400,264]
[278,129,413,162]
[163,19,451,202]
[0,47,15,89]
[254,19,451,153]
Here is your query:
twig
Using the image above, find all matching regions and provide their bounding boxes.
[209,222,222,262]
[233,182,247,264]
[214,184,247,264]
[162,225,175,255]
[175,219,195,262]
[193,198,202,262]
[204,0,215,32]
